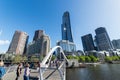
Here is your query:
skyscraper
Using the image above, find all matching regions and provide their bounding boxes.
[7,30,28,55]
[33,30,44,41]
[95,27,113,51]
[112,39,120,49]
[81,34,95,51]
[61,11,73,42]
[27,30,50,56]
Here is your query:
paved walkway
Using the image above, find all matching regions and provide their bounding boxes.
[3,66,24,80]
[3,67,62,80]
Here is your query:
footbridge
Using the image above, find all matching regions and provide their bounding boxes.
[39,46,69,80]
[3,46,69,80]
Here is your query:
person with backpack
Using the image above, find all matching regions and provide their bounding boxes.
[0,61,6,80]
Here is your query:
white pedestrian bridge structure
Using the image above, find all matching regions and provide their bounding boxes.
[39,46,69,80]
[4,46,70,80]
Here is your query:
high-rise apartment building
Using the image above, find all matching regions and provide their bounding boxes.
[95,27,113,51]
[112,39,120,49]
[7,30,28,55]
[81,34,95,51]
[27,30,50,56]
[61,11,73,42]
[33,30,44,41]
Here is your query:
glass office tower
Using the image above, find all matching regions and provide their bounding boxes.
[95,27,113,51]
[61,11,73,42]
[81,34,95,51]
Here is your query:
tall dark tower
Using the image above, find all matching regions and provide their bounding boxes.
[61,11,73,42]
[81,34,95,51]
[95,27,113,51]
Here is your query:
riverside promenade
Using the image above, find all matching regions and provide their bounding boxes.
[3,65,24,80]
[3,65,65,80]
[3,46,67,80]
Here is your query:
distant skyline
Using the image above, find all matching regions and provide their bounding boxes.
[1,0,120,52]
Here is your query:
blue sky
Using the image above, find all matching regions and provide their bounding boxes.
[0,0,120,53]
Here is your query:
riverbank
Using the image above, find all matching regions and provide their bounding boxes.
[67,59,120,68]
[67,59,101,68]
[107,61,120,64]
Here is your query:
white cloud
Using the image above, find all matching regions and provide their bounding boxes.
[0,40,10,45]
[0,30,2,36]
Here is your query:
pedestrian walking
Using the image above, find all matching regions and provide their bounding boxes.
[19,63,23,74]
[15,63,22,80]
[24,63,30,80]
[55,60,58,68]
[0,61,6,80]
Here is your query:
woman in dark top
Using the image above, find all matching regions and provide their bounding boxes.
[15,63,21,80]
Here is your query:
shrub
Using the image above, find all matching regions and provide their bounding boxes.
[78,56,85,62]
[85,56,91,62]
[105,56,112,62]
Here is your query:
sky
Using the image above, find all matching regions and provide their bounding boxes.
[0,0,120,53]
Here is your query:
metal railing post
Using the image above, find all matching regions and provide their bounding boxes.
[39,63,43,80]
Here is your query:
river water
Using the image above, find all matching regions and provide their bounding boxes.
[66,64,120,80]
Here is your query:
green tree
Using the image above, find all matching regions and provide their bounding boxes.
[89,55,98,62]
[113,56,119,61]
[73,56,79,60]
[66,55,79,60]
[79,56,85,62]
[118,56,120,60]
[51,55,56,61]
[67,55,74,59]
[12,55,23,63]
[105,56,112,62]
[85,56,91,62]
[39,55,44,62]
[22,56,27,62]
[30,56,39,62]
[2,53,15,61]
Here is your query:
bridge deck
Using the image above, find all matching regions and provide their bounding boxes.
[30,68,62,80]
[3,67,63,80]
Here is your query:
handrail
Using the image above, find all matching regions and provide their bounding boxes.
[45,61,65,80]
[45,68,58,79]
[58,61,65,70]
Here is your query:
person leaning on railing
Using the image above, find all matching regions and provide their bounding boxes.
[0,61,6,80]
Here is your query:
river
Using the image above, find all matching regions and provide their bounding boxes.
[66,64,120,80]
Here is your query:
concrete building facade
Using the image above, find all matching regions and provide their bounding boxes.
[27,30,50,56]
[7,30,28,55]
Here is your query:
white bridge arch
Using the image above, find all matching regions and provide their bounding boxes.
[41,46,68,68]
[39,46,69,80]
